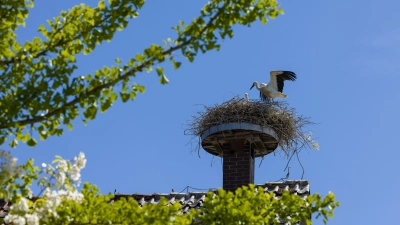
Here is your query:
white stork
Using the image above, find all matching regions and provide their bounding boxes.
[244,93,249,102]
[240,93,250,105]
[250,71,297,102]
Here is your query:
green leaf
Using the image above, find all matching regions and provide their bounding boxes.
[120,93,130,102]
[160,74,169,84]
[261,16,268,24]
[21,132,30,142]
[98,0,105,9]
[83,48,90,55]
[156,67,164,76]
[83,105,98,120]
[172,61,181,70]
[27,138,37,147]
[134,84,145,93]
[55,129,63,136]
[115,57,121,65]
[39,131,48,141]
[136,54,144,62]
[10,139,18,148]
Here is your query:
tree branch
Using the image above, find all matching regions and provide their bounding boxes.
[0,5,118,66]
[0,3,226,130]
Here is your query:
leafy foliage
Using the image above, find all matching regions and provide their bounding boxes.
[1,152,339,225]
[54,184,338,225]
[0,0,283,148]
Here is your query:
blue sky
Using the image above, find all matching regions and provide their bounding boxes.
[9,0,400,224]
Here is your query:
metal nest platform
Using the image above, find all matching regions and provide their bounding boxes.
[200,122,279,157]
[186,97,315,158]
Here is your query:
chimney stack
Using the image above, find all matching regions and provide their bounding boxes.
[201,123,278,192]
[222,141,254,191]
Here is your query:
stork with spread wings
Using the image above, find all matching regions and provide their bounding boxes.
[250,71,297,102]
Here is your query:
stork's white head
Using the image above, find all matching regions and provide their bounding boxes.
[250,81,258,90]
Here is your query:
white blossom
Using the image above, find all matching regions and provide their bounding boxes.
[74,152,86,169]
[58,189,66,196]
[43,188,61,208]
[58,189,84,203]
[25,214,39,225]
[70,165,81,181]
[1,157,24,177]
[28,189,33,199]
[4,214,26,225]
[4,151,89,223]
[0,150,12,161]
[55,172,66,188]
[312,142,320,151]
[57,159,68,172]
[33,188,84,220]
[11,197,29,212]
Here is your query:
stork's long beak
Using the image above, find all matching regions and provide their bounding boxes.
[250,84,255,90]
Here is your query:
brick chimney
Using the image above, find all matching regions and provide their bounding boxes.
[222,140,254,192]
[200,123,278,192]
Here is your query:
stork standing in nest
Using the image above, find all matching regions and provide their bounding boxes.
[250,71,297,102]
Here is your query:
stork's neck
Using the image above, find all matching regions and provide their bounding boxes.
[254,82,261,90]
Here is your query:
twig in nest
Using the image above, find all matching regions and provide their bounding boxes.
[259,156,264,168]
[296,150,305,179]
[284,151,296,172]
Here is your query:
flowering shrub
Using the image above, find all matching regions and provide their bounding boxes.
[0,150,339,225]
[1,151,87,225]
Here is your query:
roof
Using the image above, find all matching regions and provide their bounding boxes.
[0,180,309,221]
[113,180,310,213]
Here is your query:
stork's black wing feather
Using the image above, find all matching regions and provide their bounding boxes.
[276,71,296,93]
[276,75,285,93]
[281,71,297,81]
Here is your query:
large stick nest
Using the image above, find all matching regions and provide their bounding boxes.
[185,97,315,157]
